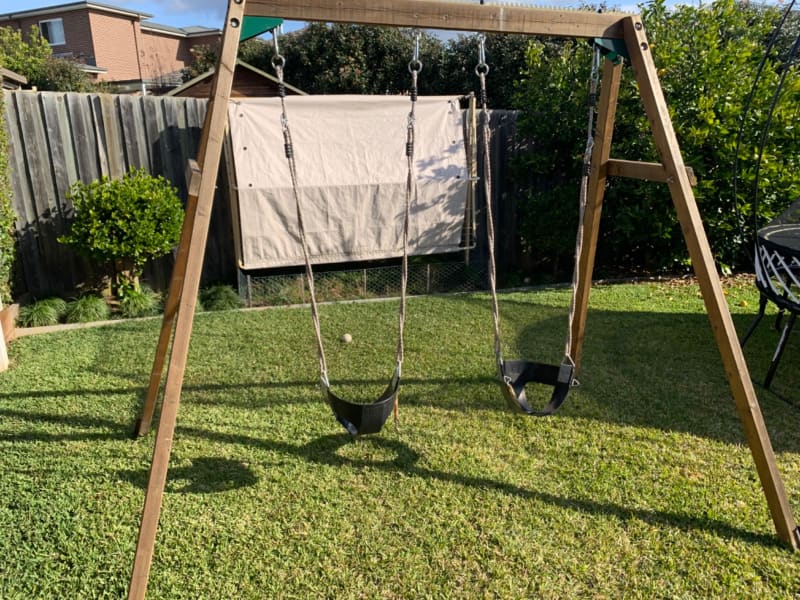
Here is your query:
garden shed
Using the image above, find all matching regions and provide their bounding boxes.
[166,59,306,98]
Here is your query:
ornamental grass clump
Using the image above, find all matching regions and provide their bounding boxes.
[119,285,161,318]
[199,285,242,311]
[16,297,67,327]
[64,295,110,324]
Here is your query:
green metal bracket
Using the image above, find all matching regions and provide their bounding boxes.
[240,16,284,42]
[593,37,628,64]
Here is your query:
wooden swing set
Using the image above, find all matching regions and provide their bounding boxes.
[128,1,800,598]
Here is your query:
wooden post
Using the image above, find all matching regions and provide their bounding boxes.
[127,2,246,598]
[624,15,799,549]
[569,58,622,373]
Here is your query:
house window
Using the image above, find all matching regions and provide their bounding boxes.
[39,19,65,46]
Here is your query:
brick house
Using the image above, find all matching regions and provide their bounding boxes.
[0,1,221,93]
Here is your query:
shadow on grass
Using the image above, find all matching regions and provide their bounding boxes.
[0,405,786,551]
[119,457,259,494]
[452,294,800,451]
[175,428,791,551]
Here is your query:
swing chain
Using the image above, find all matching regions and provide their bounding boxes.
[408,30,423,108]
[564,44,603,367]
[583,45,602,175]
[474,33,503,367]
[475,34,490,108]
[271,30,287,98]
[408,30,423,75]
[399,31,421,373]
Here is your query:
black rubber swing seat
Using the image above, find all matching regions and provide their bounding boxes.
[326,377,399,436]
[499,360,575,416]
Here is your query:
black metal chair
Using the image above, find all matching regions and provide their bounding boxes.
[740,200,800,389]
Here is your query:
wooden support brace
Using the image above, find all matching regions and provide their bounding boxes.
[624,15,799,550]
[134,160,203,437]
[605,158,697,186]
[185,159,202,197]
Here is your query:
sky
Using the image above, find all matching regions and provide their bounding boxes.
[0,0,651,32]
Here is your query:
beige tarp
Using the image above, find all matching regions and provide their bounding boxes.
[227,95,468,269]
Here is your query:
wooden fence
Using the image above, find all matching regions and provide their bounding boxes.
[3,90,522,298]
[3,90,236,297]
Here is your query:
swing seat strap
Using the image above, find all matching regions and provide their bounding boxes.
[499,359,575,416]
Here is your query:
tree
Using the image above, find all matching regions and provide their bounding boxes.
[33,56,94,92]
[0,26,51,82]
[59,169,184,296]
[0,26,92,92]
[181,26,530,104]
[438,33,530,108]
[513,0,800,275]
[183,43,219,82]
[275,24,442,95]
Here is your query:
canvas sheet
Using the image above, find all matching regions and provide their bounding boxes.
[227,95,468,269]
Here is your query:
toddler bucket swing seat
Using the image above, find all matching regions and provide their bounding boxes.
[477,37,603,415]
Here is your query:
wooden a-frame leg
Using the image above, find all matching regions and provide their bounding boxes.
[127,3,246,599]
[624,16,799,549]
[134,162,201,437]
[570,58,623,374]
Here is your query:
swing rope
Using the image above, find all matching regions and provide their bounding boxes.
[480,36,599,415]
[475,35,504,366]
[271,42,329,390]
[270,30,415,435]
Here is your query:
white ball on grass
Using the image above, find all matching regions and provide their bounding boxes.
[340,333,353,343]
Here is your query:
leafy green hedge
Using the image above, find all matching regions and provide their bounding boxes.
[0,92,15,304]
[513,0,800,276]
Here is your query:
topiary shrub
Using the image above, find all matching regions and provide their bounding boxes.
[58,168,183,298]
[17,297,67,327]
[199,284,242,311]
[64,295,110,324]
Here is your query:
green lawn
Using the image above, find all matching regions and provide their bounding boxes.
[1,280,799,598]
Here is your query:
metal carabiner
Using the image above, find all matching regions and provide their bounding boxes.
[475,33,489,76]
[408,30,423,73]
[271,30,286,77]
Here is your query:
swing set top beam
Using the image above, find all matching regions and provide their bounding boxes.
[244,0,631,40]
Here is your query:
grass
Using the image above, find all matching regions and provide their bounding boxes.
[1,279,799,598]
